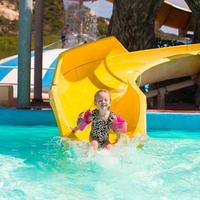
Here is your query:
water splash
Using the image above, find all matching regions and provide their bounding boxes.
[1,125,200,200]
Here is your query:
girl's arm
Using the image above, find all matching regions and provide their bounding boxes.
[72,110,92,133]
[110,116,127,140]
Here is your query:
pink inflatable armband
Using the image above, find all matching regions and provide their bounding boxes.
[77,110,92,130]
[111,116,127,133]
[77,121,88,131]
[83,110,92,124]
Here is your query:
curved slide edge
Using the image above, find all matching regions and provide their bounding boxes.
[50,36,200,143]
[50,37,135,142]
[50,37,146,142]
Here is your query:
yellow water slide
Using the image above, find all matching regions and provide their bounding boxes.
[50,36,200,143]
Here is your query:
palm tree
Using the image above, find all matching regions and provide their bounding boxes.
[185,0,200,43]
[107,0,164,51]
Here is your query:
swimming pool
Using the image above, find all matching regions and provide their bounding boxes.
[0,109,200,200]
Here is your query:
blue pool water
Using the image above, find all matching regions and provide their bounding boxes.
[0,109,200,200]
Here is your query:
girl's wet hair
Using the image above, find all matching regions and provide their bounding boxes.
[94,89,111,102]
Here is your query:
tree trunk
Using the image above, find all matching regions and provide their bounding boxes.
[185,0,200,43]
[107,0,164,51]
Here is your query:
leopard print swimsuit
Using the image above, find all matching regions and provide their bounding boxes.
[90,109,116,147]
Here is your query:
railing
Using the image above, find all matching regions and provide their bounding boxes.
[43,34,97,50]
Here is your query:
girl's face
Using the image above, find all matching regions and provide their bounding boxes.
[95,92,111,111]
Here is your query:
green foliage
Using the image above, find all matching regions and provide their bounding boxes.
[0,36,18,59]
[0,18,18,35]
[0,1,64,59]
[97,17,109,36]
[0,35,60,59]
[43,0,65,34]
[43,35,60,45]
[1,1,65,35]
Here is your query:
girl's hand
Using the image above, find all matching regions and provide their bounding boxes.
[111,117,127,134]
[69,127,79,140]
[115,131,121,142]
[71,127,78,134]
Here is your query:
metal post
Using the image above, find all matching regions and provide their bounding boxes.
[33,0,44,104]
[194,75,200,109]
[17,0,33,108]
[157,88,166,109]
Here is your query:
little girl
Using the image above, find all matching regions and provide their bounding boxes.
[72,89,127,150]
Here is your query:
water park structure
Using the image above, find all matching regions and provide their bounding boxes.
[50,36,200,142]
[1,1,200,198]
[1,0,200,141]
[0,0,195,105]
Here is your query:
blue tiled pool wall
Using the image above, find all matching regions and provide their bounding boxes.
[147,112,200,131]
[0,109,200,131]
[0,108,56,126]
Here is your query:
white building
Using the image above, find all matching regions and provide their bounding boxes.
[63,0,97,39]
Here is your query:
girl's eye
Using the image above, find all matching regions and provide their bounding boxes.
[97,98,109,103]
